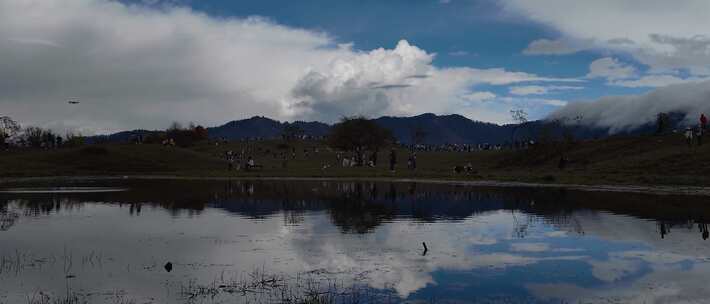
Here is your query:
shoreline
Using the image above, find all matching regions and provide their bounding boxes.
[2,175,710,197]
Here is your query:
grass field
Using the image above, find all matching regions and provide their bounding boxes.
[1,133,709,186]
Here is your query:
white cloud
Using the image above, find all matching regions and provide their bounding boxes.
[587,57,636,80]
[498,97,569,115]
[0,0,346,134]
[0,0,581,134]
[505,0,710,76]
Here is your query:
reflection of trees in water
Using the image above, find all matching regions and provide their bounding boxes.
[2,180,710,239]
[656,220,710,240]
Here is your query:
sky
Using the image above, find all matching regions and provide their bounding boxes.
[1,0,709,134]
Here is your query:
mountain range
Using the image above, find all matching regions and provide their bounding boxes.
[91,112,691,145]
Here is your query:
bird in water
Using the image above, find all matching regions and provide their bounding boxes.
[68,100,80,104]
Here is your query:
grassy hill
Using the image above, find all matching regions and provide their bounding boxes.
[1,133,709,186]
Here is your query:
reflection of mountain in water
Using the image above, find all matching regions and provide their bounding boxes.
[1,180,709,238]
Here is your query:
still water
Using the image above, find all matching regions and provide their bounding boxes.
[1,180,710,303]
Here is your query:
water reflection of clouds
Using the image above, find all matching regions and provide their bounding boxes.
[285,209,710,302]
[287,211,591,297]
[524,212,710,303]
[5,182,710,303]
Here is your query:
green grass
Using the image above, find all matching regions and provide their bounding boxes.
[1,133,710,186]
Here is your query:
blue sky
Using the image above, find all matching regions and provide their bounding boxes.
[152,0,670,117]
[2,0,709,133]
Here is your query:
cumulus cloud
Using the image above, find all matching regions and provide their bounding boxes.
[505,0,710,76]
[288,40,578,123]
[0,0,348,134]
[549,80,710,133]
[0,0,581,134]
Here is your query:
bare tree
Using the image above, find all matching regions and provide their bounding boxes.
[0,116,21,147]
[510,109,528,147]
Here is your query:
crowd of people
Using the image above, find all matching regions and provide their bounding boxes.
[211,113,708,173]
[224,150,259,171]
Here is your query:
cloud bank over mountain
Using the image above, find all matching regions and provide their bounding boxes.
[502,0,710,132]
[549,80,710,133]
[0,0,570,134]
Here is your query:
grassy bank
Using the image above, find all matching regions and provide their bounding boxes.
[1,133,709,186]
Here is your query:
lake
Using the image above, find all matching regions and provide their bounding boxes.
[1,179,709,303]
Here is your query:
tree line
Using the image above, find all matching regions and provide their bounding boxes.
[0,116,84,149]
[0,114,396,152]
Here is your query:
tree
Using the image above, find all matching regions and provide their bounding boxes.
[656,112,670,135]
[0,116,21,147]
[328,116,394,152]
[22,126,56,148]
[510,109,528,146]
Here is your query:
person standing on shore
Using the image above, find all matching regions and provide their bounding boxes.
[389,148,397,172]
[685,127,694,147]
[701,113,707,131]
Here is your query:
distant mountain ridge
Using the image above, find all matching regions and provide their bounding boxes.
[374,113,514,144]
[90,112,695,145]
[207,116,330,140]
